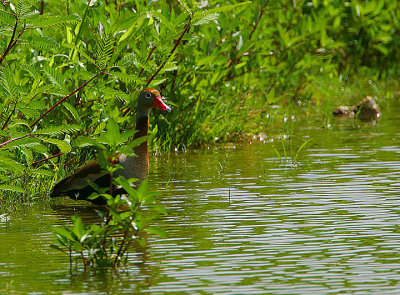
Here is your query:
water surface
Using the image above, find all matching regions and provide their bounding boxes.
[1,99,400,294]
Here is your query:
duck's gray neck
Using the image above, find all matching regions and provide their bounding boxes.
[115,113,150,181]
[136,108,151,121]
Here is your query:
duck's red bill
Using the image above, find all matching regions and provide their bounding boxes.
[153,96,171,112]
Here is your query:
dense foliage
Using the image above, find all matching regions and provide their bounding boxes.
[0,0,399,197]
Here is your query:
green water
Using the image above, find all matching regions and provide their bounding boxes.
[1,99,400,294]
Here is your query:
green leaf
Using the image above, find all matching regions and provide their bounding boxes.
[148,78,166,86]
[146,227,168,238]
[114,176,137,197]
[72,137,98,148]
[39,137,71,153]
[111,71,145,84]
[22,64,42,81]
[151,10,176,33]
[0,153,25,174]
[19,107,40,119]
[0,184,24,193]
[117,53,153,73]
[126,135,147,150]
[0,10,15,28]
[63,102,82,125]
[152,205,168,215]
[0,69,19,100]
[95,33,116,68]
[29,143,48,154]
[20,147,33,166]
[35,124,81,136]
[97,118,121,147]
[27,14,81,28]
[14,0,35,17]
[192,12,219,26]
[42,67,68,95]
[98,86,130,101]
[72,215,85,240]
[62,43,96,64]
[52,226,73,241]
[20,36,58,50]
[177,0,193,16]
[118,23,136,44]
[107,118,120,138]
[31,169,52,177]
[161,61,178,72]
[192,2,251,26]
[373,44,389,55]
[50,244,66,253]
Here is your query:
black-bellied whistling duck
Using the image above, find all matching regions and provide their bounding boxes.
[333,96,380,121]
[50,88,171,205]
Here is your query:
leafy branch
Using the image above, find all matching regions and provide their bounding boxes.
[249,0,270,40]
[30,71,103,128]
[0,15,25,65]
[0,134,31,148]
[146,23,191,86]
[139,45,156,78]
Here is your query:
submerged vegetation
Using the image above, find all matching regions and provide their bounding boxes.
[50,120,166,268]
[51,178,165,269]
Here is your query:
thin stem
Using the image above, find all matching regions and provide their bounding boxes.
[16,92,40,120]
[0,134,31,148]
[122,106,130,117]
[170,68,178,92]
[69,247,72,272]
[249,0,270,40]
[109,164,113,196]
[0,9,15,16]
[80,251,87,271]
[40,1,45,15]
[2,101,17,130]
[0,16,18,65]
[32,150,73,166]
[146,23,191,86]
[30,71,102,128]
[138,45,157,78]
[74,1,90,46]
[101,211,111,260]
[114,229,129,267]
[74,98,96,107]
[0,101,11,123]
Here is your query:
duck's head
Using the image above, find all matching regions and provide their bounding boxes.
[137,88,171,115]
[357,96,380,120]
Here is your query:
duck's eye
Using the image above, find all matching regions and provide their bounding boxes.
[145,92,152,99]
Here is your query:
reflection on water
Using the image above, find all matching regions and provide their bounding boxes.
[1,99,400,294]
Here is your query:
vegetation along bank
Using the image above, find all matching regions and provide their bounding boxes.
[0,0,399,200]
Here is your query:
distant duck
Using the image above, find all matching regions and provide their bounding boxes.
[50,89,171,205]
[333,96,380,121]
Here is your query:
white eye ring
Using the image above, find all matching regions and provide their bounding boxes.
[145,92,152,98]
